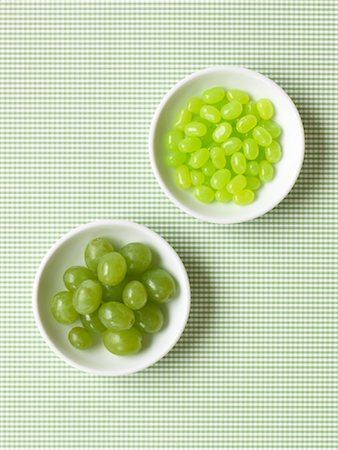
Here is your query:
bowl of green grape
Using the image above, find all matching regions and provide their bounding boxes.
[149,67,304,224]
[33,220,190,375]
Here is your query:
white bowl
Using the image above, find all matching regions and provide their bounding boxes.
[33,220,191,376]
[149,67,305,224]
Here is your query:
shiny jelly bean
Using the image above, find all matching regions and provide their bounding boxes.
[174,108,192,130]
[215,188,232,203]
[194,185,215,203]
[202,87,225,104]
[184,121,207,137]
[210,146,226,169]
[200,105,221,123]
[210,169,231,190]
[252,126,272,147]
[188,148,210,169]
[226,175,247,194]
[212,122,232,143]
[244,101,260,119]
[178,136,202,153]
[226,89,250,104]
[202,160,216,177]
[256,98,275,120]
[233,189,255,205]
[236,114,257,134]
[222,137,242,155]
[165,130,184,151]
[190,170,205,186]
[165,151,187,168]
[243,138,259,160]
[245,160,259,176]
[245,176,261,191]
[186,97,205,114]
[175,165,191,189]
[259,160,275,182]
[265,141,282,163]
[260,120,282,139]
[231,152,247,174]
[221,101,243,120]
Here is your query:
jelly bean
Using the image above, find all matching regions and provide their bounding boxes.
[226,175,247,194]
[231,152,247,175]
[221,101,243,120]
[210,169,231,190]
[190,170,205,186]
[252,126,272,147]
[165,150,187,168]
[215,188,232,203]
[200,105,221,123]
[194,185,215,203]
[265,141,282,163]
[245,161,259,177]
[178,136,202,153]
[236,114,257,134]
[165,130,184,151]
[212,122,232,143]
[259,160,275,182]
[187,97,205,114]
[226,89,250,104]
[222,137,242,155]
[174,108,192,130]
[202,160,216,177]
[242,138,259,160]
[246,176,261,191]
[202,87,225,104]
[175,165,191,189]
[233,189,255,205]
[184,121,207,137]
[188,148,210,169]
[256,98,274,120]
[244,101,260,119]
[260,120,282,138]
[210,146,226,169]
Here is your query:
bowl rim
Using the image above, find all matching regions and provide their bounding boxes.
[149,66,305,224]
[32,219,191,376]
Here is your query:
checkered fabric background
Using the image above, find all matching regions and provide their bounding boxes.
[0,1,337,449]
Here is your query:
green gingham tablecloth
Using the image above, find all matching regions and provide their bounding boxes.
[0,1,337,449]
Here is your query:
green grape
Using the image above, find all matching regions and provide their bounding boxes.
[63,266,96,292]
[188,148,210,169]
[215,188,232,203]
[165,129,184,151]
[102,280,127,302]
[231,152,247,175]
[202,161,216,177]
[120,242,152,275]
[210,146,226,169]
[256,98,275,120]
[184,121,207,137]
[142,268,176,304]
[259,160,275,182]
[99,301,135,330]
[178,136,202,153]
[186,97,205,114]
[236,114,257,134]
[68,327,93,350]
[220,101,243,120]
[210,169,231,190]
[233,189,255,205]
[212,122,232,143]
[135,302,164,333]
[202,87,225,104]
[243,138,259,160]
[226,175,247,194]
[222,137,242,155]
[174,108,192,130]
[103,328,142,356]
[194,185,215,203]
[123,280,148,310]
[72,279,102,315]
[265,141,282,163]
[165,150,187,168]
[252,126,272,147]
[200,105,221,123]
[97,252,127,286]
[51,291,78,324]
[85,237,114,272]
[80,310,106,334]
[226,89,250,104]
[190,170,205,186]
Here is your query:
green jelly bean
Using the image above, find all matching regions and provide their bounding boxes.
[200,105,221,123]
[175,165,191,189]
[233,189,255,205]
[174,108,192,130]
[236,114,257,134]
[184,121,207,137]
[256,98,275,120]
[265,141,282,163]
[202,160,216,177]
[202,87,225,105]
[178,136,202,153]
[221,101,243,120]
[210,146,226,169]
[210,169,231,190]
[226,89,250,104]
[188,148,210,169]
[165,130,184,151]
[212,122,232,143]
[191,170,205,186]
[245,160,259,177]
[259,160,275,182]
[252,126,272,147]
[165,150,187,168]
[215,188,232,203]
[244,101,260,119]
[187,97,205,114]
[243,138,259,160]
[246,176,261,191]
[222,137,242,155]
[194,185,215,203]
[260,120,282,139]
[226,175,247,194]
[231,152,247,175]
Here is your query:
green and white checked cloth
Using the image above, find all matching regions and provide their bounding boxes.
[0,1,337,449]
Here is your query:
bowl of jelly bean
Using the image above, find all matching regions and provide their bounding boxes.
[33,220,190,375]
[149,67,304,224]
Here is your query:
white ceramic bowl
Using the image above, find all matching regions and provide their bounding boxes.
[149,67,305,224]
[33,220,191,376]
